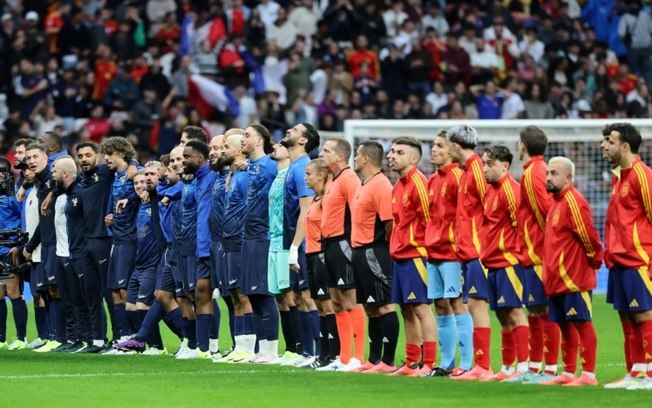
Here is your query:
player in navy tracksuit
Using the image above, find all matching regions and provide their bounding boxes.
[100,137,140,342]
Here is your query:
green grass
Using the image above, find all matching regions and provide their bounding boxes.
[1,295,650,407]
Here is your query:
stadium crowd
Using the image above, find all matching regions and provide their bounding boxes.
[3,0,652,162]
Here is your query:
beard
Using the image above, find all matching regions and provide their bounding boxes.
[210,157,226,171]
[221,155,235,167]
[280,137,297,149]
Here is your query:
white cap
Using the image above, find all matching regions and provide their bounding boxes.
[576,99,592,112]
[1,13,11,22]
[25,11,38,21]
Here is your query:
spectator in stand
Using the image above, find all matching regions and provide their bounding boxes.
[82,105,111,143]
[51,67,80,132]
[170,55,191,98]
[328,59,353,106]
[283,52,311,108]
[381,44,408,103]
[383,0,409,38]
[426,81,448,114]
[352,1,386,48]
[246,7,266,51]
[322,0,356,44]
[233,84,258,130]
[519,26,545,65]
[500,77,525,119]
[132,87,161,146]
[257,0,281,27]
[310,60,330,105]
[15,58,50,119]
[523,82,554,119]
[348,34,380,82]
[154,12,181,55]
[470,80,504,119]
[459,22,478,56]
[470,37,499,85]
[486,16,520,78]
[618,1,652,88]
[393,19,419,57]
[288,0,318,43]
[422,27,445,82]
[31,102,63,137]
[421,3,448,38]
[258,89,287,140]
[441,32,471,87]
[104,64,141,111]
[405,38,434,101]
[266,7,297,51]
[353,62,378,107]
[140,58,171,99]
[146,0,177,37]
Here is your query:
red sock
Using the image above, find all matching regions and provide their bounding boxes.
[473,327,491,370]
[575,321,597,373]
[423,341,437,370]
[335,311,352,364]
[528,315,543,364]
[560,322,579,374]
[348,306,366,362]
[406,343,421,367]
[543,316,560,368]
[638,319,652,378]
[622,320,633,373]
[513,325,530,364]
[501,329,516,367]
[630,322,646,376]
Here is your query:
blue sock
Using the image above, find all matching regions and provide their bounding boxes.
[210,299,220,340]
[234,315,244,336]
[0,300,6,342]
[49,299,66,342]
[260,296,279,341]
[149,324,163,349]
[455,312,474,370]
[34,305,48,340]
[11,298,28,340]
[162,308,184,340]
[243,313,255,335]
[437,314,457,370]
[196,314,212,352]
[136,310,147,334]
[137,301,163,340]
[309,310,321,356]
[184,318,197,349]
[126,310,140,336]
[113,303,128,339]
[299,311,314,356]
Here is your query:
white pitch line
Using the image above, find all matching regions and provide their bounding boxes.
[0,369,262,380]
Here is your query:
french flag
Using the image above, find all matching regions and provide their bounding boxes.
[187,74,240,120]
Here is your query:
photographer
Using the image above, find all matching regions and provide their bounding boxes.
[0,156,27,351]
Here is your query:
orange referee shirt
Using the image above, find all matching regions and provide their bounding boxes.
[305,198,323,255]
[426,163,463,261]
[479,173,520,269]
[390,167,430,260]
[321,167,360,239]
[351,172,393,248]
[518,156,552,267]
[544,185,603,296]
[455,153,488,262]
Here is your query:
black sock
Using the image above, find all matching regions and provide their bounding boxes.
[279,310,294,353]
[367,316,382,365]
[288,306,301,354]
[319,316,329,361]
[326,313,340,361]
[380,311,399,366]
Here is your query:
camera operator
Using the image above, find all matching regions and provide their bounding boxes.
[0,156,28,351]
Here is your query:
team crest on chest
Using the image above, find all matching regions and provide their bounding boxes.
[72,197,78,207]
[93,173,99,183]
[621,182,629,197]
[146,208,152,216]
[440,182,447,197]
[552,209,561,225]
[402,192,409,204]
[492,197,498,211]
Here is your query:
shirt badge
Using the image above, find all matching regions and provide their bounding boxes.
[72,197,78,207]
[620,182,629,197]
[552,209,561,225]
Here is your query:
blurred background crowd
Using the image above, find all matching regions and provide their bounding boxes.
[0,0,650,161]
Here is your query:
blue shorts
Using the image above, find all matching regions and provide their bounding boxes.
[611,265,652,312]
[391,257,430,305]
[289,246,309,292]
[241,239,271,296]
[225,250,243,291]
[462,258,489,301]
[156,245,183,297]
[30,262,46,295]
[210,241,225,291]
[127,265,157,305]
[107,243,136,290]
[548,291,593,324]
[523,265,547,307]
[178,254,197,294]
[606,268,615,305]
[196,257,211,281]
[427,260,463,300]
[41,244,57,285]
[488,265,525,310]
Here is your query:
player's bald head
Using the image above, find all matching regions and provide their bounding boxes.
[170,146,184,160]
[548,156,575,181]
[211,135,224,148]
[55,156,78,175]
[224,128,244,137]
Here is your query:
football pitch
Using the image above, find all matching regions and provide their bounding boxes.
[1,295,650,407]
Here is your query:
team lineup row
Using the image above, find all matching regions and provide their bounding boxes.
[0,121,650,389]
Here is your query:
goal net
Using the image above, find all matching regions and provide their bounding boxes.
[341,119,652,293]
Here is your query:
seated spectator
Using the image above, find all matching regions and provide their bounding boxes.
[266,7,297,51]
[523,82,554,119]
[421,3,449,38]
[500,77,525,119]
[383,0,408,38]
[425,81,448,114]
[470,37,499,85]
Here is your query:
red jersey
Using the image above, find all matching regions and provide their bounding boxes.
[321,167,360,239]
[45,11,63,54]
[390,167,430,260]
[480,173,520,269]
[426,163,463,261]
[455,153,488,262]
[347,50,380,80]
[92,59,117,101]
[606,157,652,271]
[544,185,603,296]
[305,198,323,254]
[603,166,621,268]
[518,156,552,267]
[351,173,393,248]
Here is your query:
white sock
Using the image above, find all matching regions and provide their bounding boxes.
[258,339,268,356]
[583,371,596,379]
[234,335,244,352]
[209,338,219,353]
[267,339,279,357]
[501,365,515,374]
[517,362,529,373]
[544,364,557,374]
[529,361,542,372]
[561,371,575,378]
[243,334,257,354]
[93,340,104,347]
[632,363,647,374]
